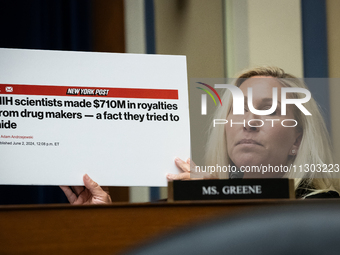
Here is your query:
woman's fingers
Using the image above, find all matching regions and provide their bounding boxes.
[83,174,112,203]
[174,157,191,172]
[166,172,190,181]
[60,175,112,205]
[72,190,88,205]
[83,174,103,197]
[167,157,194,181]
[60,186,78,204]
[71,186,85,196]
[102,186,110,195]
[168,157,211,180]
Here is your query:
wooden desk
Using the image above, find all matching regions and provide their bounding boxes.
[0,199,337,255]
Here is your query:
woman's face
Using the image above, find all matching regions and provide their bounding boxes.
[225,76,301,178]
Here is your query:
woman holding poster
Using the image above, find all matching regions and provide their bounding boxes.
[60,174,112,205]
[61,66,340,203]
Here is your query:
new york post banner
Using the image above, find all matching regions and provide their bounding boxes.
[0,48,190,186]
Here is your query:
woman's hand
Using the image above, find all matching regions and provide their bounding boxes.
[60,174,112,205]
[166,157,192,181]
[167,157,214,181]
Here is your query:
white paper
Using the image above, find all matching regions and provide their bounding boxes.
[0,48,190,186]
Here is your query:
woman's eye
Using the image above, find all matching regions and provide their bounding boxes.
[262,106,278,115]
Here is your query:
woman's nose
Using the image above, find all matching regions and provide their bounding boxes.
[244,111,261,132]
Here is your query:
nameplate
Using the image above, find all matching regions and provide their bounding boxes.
[168,179,295,201]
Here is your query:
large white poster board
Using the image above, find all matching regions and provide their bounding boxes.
[0,48,190,186]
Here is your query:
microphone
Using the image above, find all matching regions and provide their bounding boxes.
[229,168,244,179]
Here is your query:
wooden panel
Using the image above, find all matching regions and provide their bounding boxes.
[247,0,303,77]
[326,0,340,161]
[154,0,225,168]
[0,200,331,255]
[92,0,125,53]
[109,186,129,202]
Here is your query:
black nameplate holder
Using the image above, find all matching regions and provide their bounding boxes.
[168,179,295,202]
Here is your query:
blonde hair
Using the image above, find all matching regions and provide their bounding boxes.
[204,66,340,197]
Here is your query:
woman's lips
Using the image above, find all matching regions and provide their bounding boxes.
[236,139,262,146]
